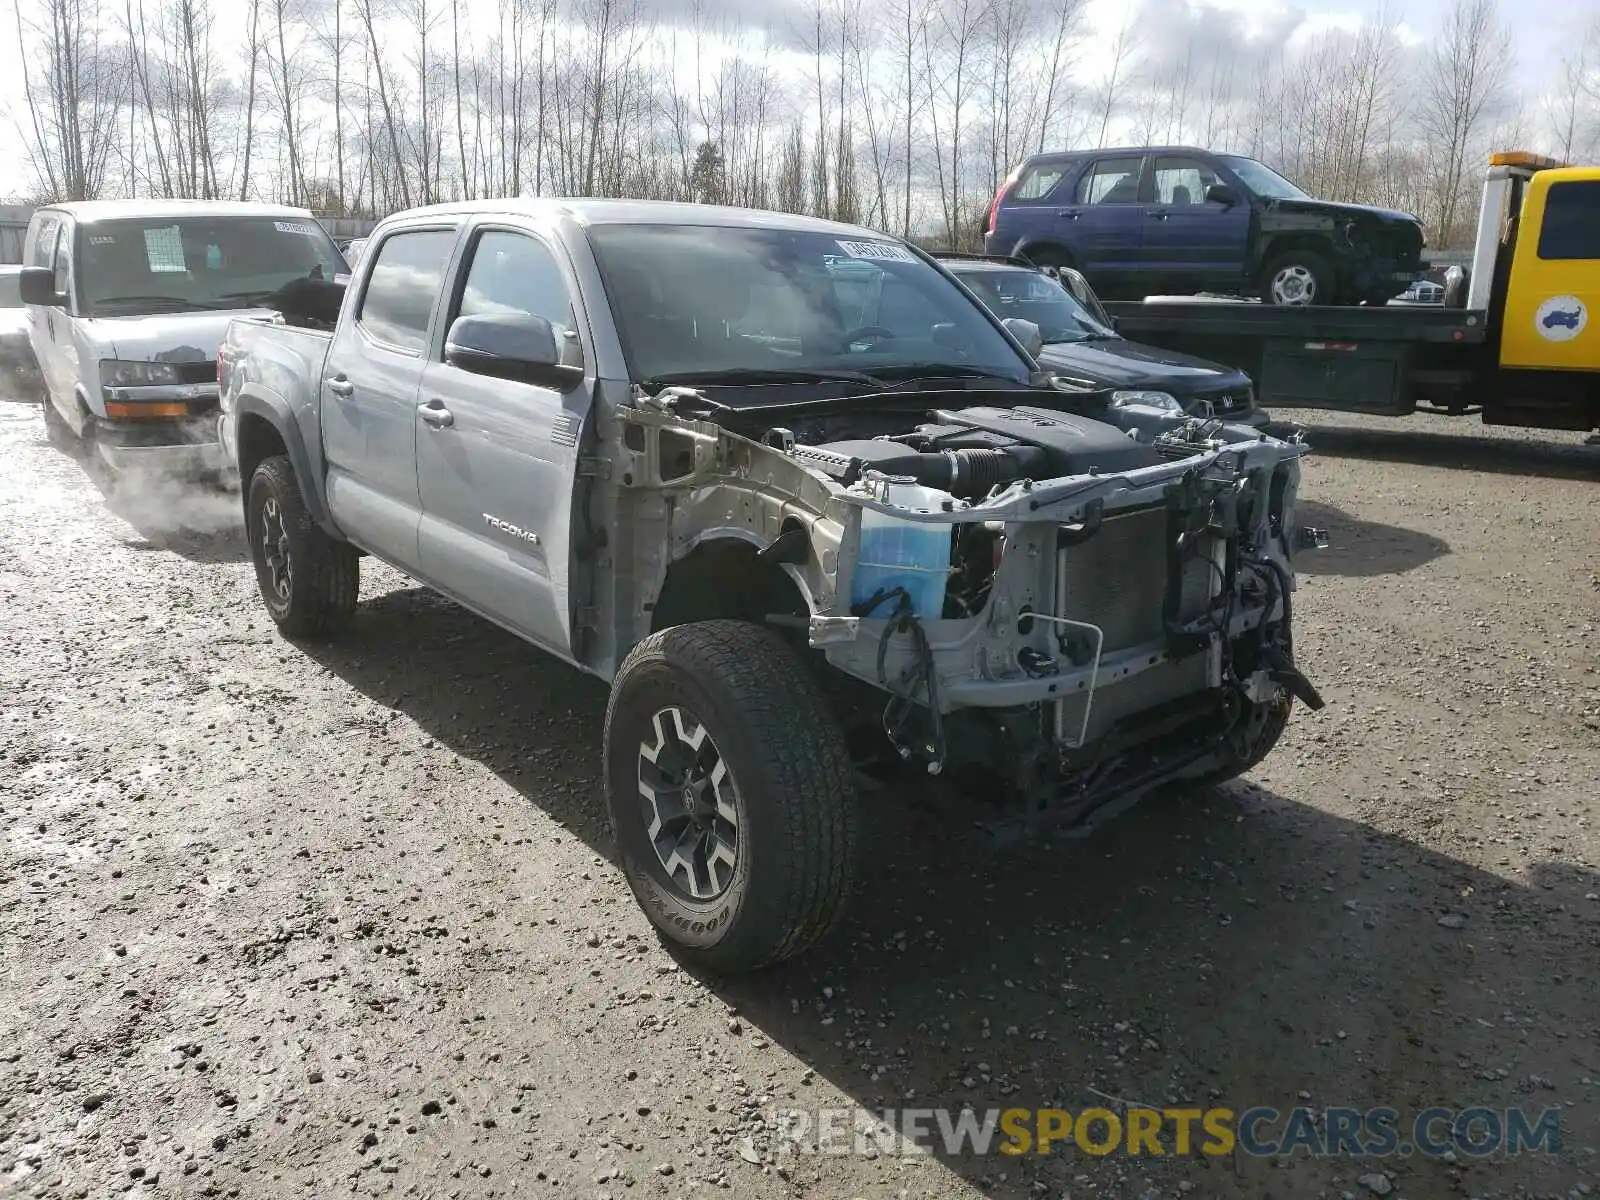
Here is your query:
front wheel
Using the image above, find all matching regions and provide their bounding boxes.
[40,394,79,454]
[245,455,359,638]
[1261,251,1334,306]
[604,620,860,973]
[1193,692,1293,791]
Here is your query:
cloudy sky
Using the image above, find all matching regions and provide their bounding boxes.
[0,0,1580,201]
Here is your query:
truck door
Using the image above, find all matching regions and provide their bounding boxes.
[1058,156,1147,296]
[1144,155,1252,291]
[320,225,458,570]
[414,225,592,657]
[24,215,64,411]
[1499,173,1599,374]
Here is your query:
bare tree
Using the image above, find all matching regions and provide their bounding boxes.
[1417,0,1513,246]
[14,0,127,200]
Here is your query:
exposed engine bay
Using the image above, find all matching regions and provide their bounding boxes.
[623,385,1325,835]
[786,404,1165,500]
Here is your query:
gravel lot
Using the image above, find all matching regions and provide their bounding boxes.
[1,395,1597,1200]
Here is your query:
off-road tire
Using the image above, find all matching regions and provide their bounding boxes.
[245,454,359,639]
[603,620,859,973]
[1261,249,1335,306]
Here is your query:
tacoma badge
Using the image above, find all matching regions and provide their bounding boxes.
[483,513,540,546]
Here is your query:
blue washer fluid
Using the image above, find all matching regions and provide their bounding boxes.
[848,481,952,619]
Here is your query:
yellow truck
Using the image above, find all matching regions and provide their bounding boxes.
[1103,151,1599,438]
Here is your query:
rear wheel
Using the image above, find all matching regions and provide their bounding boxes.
[246,455,359,638]
[1261,250,1334,306]
[603,620,859,973]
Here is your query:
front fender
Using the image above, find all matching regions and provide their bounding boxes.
[233,388,340,535]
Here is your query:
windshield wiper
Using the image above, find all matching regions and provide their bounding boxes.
[212,289,288,307]
[92,295,226,313]
[863,363,1026,387]
[643,367,883,389]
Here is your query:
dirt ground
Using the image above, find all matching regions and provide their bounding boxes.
[1,395,1597,1200]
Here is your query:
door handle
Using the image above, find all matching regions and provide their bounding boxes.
[327,375,354,397]
[419,400,454,428]
[1055,209,1082,219]
[1148,210,1170,220]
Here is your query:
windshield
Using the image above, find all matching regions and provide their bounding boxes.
[1217,155,1308,201]
[0,273,19,307]
[585,224,1032,385]
[953,267,1114,344]
[75,216,347,315]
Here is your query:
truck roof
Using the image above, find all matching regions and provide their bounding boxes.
[37,199,319,224]
[379,197,896,240]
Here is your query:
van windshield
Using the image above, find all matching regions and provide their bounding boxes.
[75,216,347,315]
[586,223,1032,386]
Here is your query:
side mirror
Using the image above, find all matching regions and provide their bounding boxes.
[19,266,65,307]
[1204,183,1240,207]
[1002,317,1043,358]
[445,312,584,392]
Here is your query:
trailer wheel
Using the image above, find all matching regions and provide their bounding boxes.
[603,620,859,973]
[1261,251,1333,306]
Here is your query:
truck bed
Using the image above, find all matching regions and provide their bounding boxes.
[1100,300,1491,418]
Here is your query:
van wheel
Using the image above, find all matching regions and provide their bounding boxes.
[1261,251,1333,306]
[41,396,77,454]
[604,620,859,973]
[246,455,359,638]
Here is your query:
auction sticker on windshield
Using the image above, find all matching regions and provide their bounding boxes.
[836,239,916,264]
[274,221,320,236]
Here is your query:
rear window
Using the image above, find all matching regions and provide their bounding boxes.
[358,229,457,352]
[1076,157,1144,205]
[1011,162,1069,202]
[1537,181,1600,260]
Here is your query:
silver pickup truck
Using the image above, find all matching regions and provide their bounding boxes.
[218,199,1322,973]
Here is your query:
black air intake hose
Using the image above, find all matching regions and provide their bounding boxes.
[945,448,1012,497]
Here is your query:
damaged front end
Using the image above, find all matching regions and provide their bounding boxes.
[610,390,1325,834]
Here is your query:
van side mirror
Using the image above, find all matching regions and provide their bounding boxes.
[19,266,65,307]
[1204,183,1240,208]
[445,312,584,392]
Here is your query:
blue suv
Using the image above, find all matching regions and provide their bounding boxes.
[983,146,1425,306]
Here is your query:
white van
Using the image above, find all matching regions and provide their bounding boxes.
[21,200,349,475]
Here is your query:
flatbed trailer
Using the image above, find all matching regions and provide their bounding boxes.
[1101,152,1600,436]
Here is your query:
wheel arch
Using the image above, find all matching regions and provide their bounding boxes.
[234,390,340,535]
[649,527,815,638]
[1011,238,1080,269]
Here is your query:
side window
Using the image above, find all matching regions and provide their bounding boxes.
[29,216,59,269]
[1537,181,1600,260]
[53,222,73,296]
[358,229,456,353]
[1076,157,1145,205]
[455,231,583,368]
[1012,162,1068,201]
[1152,157,1219,206]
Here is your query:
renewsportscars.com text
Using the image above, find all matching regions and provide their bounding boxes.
[773,1105,1561,1159]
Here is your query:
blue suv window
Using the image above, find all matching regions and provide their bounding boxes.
[1012,162,1069,201]
[1076,158,1144,205]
